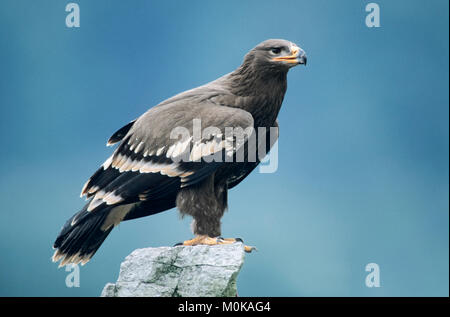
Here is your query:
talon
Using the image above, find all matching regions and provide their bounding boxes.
[177,235,256,252]
[222,237,256,253]
[180,235,218,246]
[244,245,257,253]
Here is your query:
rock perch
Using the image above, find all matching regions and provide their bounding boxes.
[101,242,246,297]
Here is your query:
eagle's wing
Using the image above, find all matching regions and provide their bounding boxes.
[52,91,256,266]
[227,120,279,189]
[78,95,254,220]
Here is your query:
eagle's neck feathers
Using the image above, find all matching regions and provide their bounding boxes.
[226,55,288,127]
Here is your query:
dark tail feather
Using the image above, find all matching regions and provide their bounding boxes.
[53,195,177,267]
[52,205,113,267]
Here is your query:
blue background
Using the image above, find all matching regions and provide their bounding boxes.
[0,0,448,296]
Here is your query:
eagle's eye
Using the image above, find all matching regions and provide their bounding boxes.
[270,47,282,55]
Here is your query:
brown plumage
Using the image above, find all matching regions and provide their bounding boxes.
[52,39,306,267]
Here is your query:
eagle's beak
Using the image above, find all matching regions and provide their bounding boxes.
[272,45,307,66]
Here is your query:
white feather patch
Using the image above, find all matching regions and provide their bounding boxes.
[102,156,113,169]
[131,159,145,172]
[166,144,176,158]
[87,185,99,195]
[80,179,91,197]
[113,153,127,169]
[134,141,144,154]
[156,146,165,156]
[140,162,175,174]
[87,196,105,212]
[189,138,224,162]
[103,192,124,205]
[119,157,134,172]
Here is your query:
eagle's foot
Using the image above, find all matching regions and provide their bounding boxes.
[219,237,257,253]
[175,235,256,253]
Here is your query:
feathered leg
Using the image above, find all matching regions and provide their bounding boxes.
[175,173,255,252]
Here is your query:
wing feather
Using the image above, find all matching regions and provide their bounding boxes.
[80,96,255,213]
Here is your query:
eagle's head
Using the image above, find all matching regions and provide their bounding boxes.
[246,39,307,71]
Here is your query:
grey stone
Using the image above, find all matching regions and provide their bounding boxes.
[101,242,246,297]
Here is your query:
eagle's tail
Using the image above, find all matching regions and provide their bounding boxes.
[52,204,114,267]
